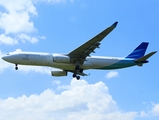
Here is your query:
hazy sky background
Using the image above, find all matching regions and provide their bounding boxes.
[0,0,159,120]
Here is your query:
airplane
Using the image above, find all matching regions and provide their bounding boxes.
[2,22,157,80]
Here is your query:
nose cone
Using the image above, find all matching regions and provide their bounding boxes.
[2,56,8,61]
[2,55,12,62]
[2,54,17,64]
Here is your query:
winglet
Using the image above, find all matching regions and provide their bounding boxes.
[112,21,118,28]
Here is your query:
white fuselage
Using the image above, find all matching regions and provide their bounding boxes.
[2,52,136,70]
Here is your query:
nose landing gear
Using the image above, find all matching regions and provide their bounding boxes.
[15,64,18,70]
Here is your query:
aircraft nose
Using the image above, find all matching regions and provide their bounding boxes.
[2,54,17,63]
[2,56,6,61]
[2,55,9,61]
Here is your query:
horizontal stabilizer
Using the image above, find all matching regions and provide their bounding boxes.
[135,51,157,62]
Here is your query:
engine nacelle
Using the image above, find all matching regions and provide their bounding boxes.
[53,54,70,63]
[51,70,67,76]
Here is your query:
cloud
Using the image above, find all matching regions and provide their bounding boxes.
[0,0,37,34]
[9,49,22,54]
[0,79,138,120]
[18,33,38,44]
[0,34,18,45]
[151,103,159,116]
[0,0,37,15]
[106,71,119,79]
[139,111,148,117]
[0,11,36,34]
[0,0,75,45]
[0,0,38,45]
[52,80,61,85]
[138,103,159,118]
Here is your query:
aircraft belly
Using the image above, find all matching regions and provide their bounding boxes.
[49,62,75,70]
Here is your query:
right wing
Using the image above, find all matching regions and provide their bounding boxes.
[68,21,118,64]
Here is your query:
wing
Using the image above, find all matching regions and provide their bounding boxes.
[68,21,118,64]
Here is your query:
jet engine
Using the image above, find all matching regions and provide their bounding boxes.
[53,54,70,63]
[51,70,67,76]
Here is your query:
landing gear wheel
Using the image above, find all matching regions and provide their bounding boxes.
[73,73,76,78]
[75,65,80,70]
[76,76,80,80]
[15,64,18,70]
[75,65,83,73]
[15,67,18,70]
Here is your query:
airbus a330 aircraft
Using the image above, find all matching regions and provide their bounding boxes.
[2,22,157,80]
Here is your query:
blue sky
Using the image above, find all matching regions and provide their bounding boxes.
[0,0,159,120]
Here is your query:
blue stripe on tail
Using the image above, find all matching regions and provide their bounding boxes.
[126,42,149,59]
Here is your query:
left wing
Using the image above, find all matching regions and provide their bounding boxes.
[68,21,118,64]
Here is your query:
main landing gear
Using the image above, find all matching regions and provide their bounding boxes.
[73,65,83,80]
[75,65,83,73]
[15,64,18,70]
[72,73,80,80]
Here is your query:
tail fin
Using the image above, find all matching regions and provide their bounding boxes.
[126,42,149,59]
